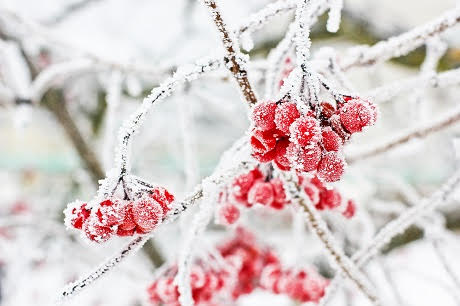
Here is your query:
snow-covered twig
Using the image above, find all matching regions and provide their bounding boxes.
[280,171,380,305]
[340,5,460,70]
[348,105,460,163]
[201,0,257,105]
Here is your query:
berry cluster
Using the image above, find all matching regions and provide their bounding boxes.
[249,96,377,182]
[64,186,174,243]
[217,168,356,226]
[147,228,328,305]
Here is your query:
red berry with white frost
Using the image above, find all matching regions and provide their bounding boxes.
[321,127,342,152]
[251,101,277,131]
[274,138,291,170]
[287,142,322,172]
[274,102,300,134]
[218,203,240,225]
[96,199,124,227]
[289,116,321,146]
[233,168,263,203]
[149,187,175,214]
[132,197,164,231]
[250,128,277,154]
[247,182,274,207]
[317,152,346,182]
[83,216,114,243]
[339,99,377,134]
[69,202,91,230]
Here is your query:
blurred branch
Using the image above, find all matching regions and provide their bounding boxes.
[44,0,103,25]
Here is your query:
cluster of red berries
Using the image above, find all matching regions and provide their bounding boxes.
[147,228,328,305]
[64,186,174,243]
[249,96,377,182]
[217,168,356,226]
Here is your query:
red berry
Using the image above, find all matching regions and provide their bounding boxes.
[343,199,356,218]
[318,188,342,210]
[274,138,291,170]
[247,182,274,207]
[250,128,277,154]
[119,203,136,231]
[317,152,346,182]
[96,199,124,227]
[150,187,175,214]
[303,182,320,204]
[274,102,300,134]
[289,116,321,146]
[321,127,342,152]
[218,203,240,225]
[270,178,288,210]
[116,227,135,236]
[83,217,114,243]
[251,101,277,131]
[132,197,164,231]
[339,99,377,134]
[319,101,336,120]
[287,143,322,172]
[232,168,263,203]
[70,203,91,230]
[252,148,277,163]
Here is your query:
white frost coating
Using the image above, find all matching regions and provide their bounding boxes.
[326,0,342,33]
[176,179,218,306]
[102,70,123,171]
[0,40,31,99]
[30,58,96,103]
[341,4,460,70]
[364,68,460,104]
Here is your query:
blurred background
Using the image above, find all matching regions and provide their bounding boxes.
[0,0,459,305]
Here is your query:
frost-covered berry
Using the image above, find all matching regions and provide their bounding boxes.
[116,227,135,236]
[317,152,346,182]
[287,143,322,172]
[83,217,114,243]
[119,203,136,231]
[96,199,124,227]
[250,128,277,154]
[132,197,164,231]
[270,178,288,210]
[251,101,277,131]
[247,182,274,207]
[303,182,320,204]
[252,148,277,163]
[233,168,263,203]
[274,138,291,170]
[68,202,91,230]
[343,199,356,218]
[318,188,342,210]
[319,101,336,120]
[339,99,377,134]
[289,116,321,146]
[274,102,300,134]
[218,203,240,225]
[321,127,342,152]
[150,187,175,214]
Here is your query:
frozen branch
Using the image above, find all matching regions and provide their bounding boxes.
[340,5,460,70]
[348,105,460,163]
[201,0,258,105]
[280,171,380,305]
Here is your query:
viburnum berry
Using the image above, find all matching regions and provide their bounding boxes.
[303,182,320,204]
[287,143,322,172]
[118,203,136,231]
[83,217,114,243]
[69,202,91,230]
[319,101,336,120]
[132,197,164,231]
[270,178,288,210]
[317,152,346,182]
[251,101,277,131]
[318,188,342,210]
[116,227,135,236]
[274,102,300,134]
[218,203,240,225]
[343,199,356,218]
[274,138,291,170]
[252,148,277,163]
[289,116,321,146]
[247,182,274,207]
[250,128,278,154]
[96,199,124,227]
[232,168,263,203]
[149,187,175,214]
[339,99,377,134]
[321,127,342,152]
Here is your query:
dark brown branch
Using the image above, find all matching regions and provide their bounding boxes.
[202,0,258,106]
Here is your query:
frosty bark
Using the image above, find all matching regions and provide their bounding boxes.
[202,0,258,106]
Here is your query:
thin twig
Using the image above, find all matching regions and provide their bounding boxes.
[201,0,257,105]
